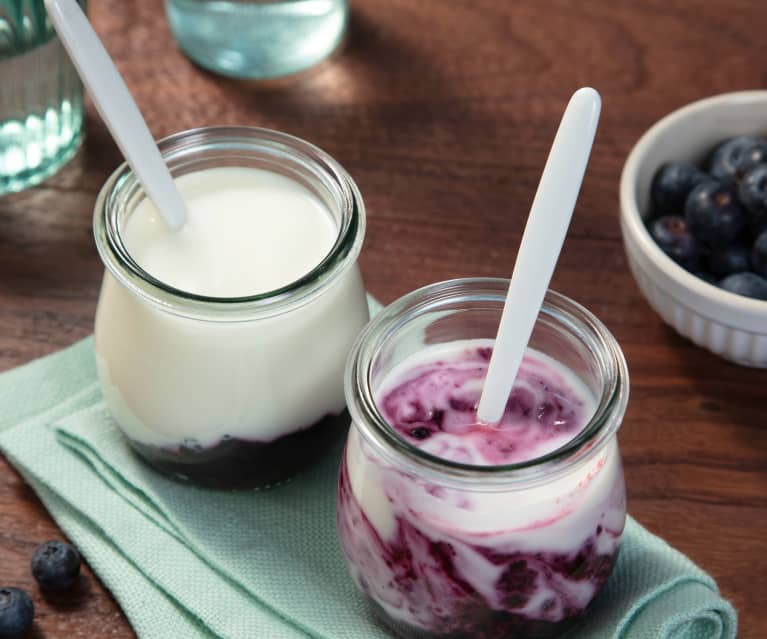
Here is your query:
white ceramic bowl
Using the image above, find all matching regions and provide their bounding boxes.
[620,91,767,367]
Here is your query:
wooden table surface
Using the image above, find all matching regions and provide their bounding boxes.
[1,0,765,636]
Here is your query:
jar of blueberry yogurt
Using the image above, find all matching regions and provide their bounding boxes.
[337,278,629,638]
[93,127,369,489]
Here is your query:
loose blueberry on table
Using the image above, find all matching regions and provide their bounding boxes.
[31,540,82,591]
[0,588,33,639]
[647,135,767,300]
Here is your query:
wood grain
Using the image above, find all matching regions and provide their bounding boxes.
[1,0,765,636]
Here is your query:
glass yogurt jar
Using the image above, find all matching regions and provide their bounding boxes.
[337,279,629,638]
[93,127,369,489]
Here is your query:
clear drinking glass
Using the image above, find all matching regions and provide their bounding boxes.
[164,0,349,80]
[0,0,84,195]
[338,278,630,638]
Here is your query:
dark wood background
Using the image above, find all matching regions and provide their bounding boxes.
[1,0,765,636]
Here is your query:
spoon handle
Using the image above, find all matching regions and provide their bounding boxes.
[45,0,187,230]
[477,88,601,424]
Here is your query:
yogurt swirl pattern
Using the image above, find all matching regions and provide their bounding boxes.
[378,344,590,466]
[337,341,626,638]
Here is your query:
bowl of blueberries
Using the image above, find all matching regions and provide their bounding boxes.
[620,91,767,367]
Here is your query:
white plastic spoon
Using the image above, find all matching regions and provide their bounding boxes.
[476,87,601,425]
[45,0,187,230]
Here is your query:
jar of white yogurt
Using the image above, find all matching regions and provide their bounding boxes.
[93,127,369,489]
[338,278,629,638]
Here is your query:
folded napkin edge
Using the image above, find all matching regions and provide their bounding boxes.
[614,575,737,639]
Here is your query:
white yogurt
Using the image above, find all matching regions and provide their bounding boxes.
[123,167,338,297]
[95,166,369,449]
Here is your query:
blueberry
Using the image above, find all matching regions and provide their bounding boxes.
[496,560,537,609]
[31,540,81,591]
[409,427,432,440]
[752,229,767,278]
[719,272,767,300]
[0,588,33,638]
[739,164,767,230]
[448,397,475,412]
[476,347,493,361]
[692,270,718,285]
[650,162,708,213]
[648,215,701,268]
[684,180,747,246]
[708,136,767,183]
[707,243,751,277]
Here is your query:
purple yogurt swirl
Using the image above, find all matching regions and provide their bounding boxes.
[338,341,626,639]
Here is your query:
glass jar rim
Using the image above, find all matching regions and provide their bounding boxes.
[93,126,365,321]
[345,278,630,487]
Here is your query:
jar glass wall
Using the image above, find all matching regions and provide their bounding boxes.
[338,278,629,638]
[93,126,368,489]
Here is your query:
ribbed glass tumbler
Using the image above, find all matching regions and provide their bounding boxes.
[0,0,84,195]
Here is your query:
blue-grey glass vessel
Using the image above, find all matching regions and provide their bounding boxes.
[0,0,84,195]
[165,0,348,80]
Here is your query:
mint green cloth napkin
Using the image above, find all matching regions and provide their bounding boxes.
[0,337,737,639]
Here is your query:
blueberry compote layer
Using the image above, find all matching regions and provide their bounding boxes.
[131,411,348,489]
[337,341,626,639]
[378,344,592,466]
